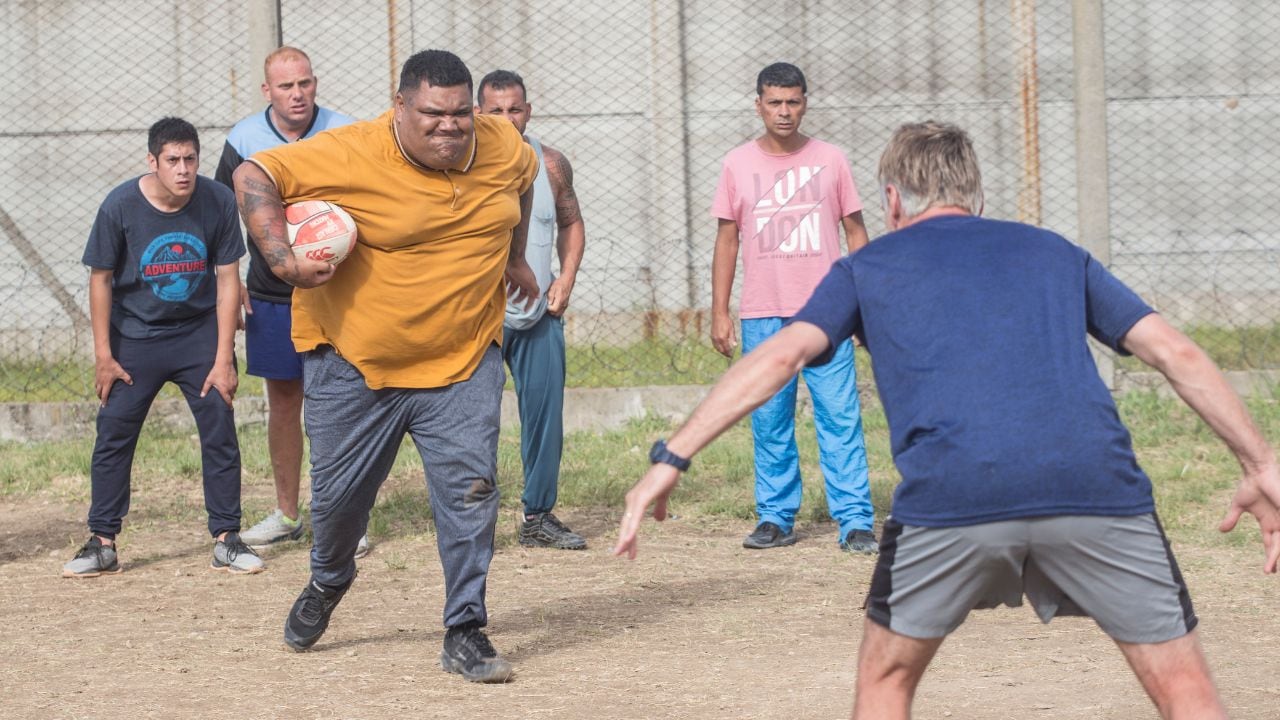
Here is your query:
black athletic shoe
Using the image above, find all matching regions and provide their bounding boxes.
[518,512,587,550]
[284,575,353,652]
[742,521,797,549]
[440,621,514,683]
[840,529,879,555]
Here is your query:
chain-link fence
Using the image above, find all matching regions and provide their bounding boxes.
[2,0,1277,401]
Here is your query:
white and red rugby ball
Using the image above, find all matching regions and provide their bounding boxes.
[285,200,358,265]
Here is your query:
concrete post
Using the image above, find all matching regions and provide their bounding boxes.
[1072,0,1114,388]
[1071,0,1110,265]
[646,0,693,338]
[244,0,282,114]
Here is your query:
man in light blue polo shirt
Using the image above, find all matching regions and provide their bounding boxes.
[214,46,361,553]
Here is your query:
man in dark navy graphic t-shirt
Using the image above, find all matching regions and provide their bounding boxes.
[64,117,264,578]
[615,122,1280,719]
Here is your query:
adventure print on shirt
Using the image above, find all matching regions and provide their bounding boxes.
[140,232,208,302]
[750,165,828,258]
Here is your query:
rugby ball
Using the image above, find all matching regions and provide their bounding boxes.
[285,200,358,265]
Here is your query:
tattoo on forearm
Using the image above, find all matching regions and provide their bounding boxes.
[546,150,582,227]
[235,174,290,270]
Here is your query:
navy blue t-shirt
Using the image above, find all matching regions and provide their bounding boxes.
[793,215,1156,527]
[82,176,245,339]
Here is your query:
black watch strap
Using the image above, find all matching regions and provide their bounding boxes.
[649,439,691,471]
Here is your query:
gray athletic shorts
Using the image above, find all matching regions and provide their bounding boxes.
[864,514,1197,644]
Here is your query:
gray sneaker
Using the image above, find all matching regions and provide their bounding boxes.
[211,532,267,574]
[519,512,587,550]
[240,508,305,547]
[840,529,879,555]
[354,534,371,560]
[62,536,122,578]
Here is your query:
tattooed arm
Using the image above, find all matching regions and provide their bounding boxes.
[542,145,585,317]
[231,161,334,289]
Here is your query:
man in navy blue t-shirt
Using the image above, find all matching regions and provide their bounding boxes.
[65,117,264,578]
[615,122,1279,719]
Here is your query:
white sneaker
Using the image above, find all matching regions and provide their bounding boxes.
[354,534,372,559]
[240,508,305,547]
[211,532,266,574]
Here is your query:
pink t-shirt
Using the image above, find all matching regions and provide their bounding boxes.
[711,137,863,318]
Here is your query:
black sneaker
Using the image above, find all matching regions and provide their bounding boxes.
[284,575,353,652]
[519,512,587,550]
[840,528,879,555]
[742,521,797,549]
[441,621,514,683]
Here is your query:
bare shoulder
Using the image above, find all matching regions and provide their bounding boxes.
[540,144,575,185]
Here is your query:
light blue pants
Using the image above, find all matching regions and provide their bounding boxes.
[741,317,873,541]
[502,313,565,515]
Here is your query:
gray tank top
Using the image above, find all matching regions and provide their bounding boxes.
[504,135,556,330]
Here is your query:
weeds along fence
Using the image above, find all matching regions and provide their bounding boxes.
[2,0,1277,401]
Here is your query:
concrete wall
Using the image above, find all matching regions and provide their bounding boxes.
[2,0,1278,364]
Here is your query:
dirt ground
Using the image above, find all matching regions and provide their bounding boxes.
[2,476,1278,720]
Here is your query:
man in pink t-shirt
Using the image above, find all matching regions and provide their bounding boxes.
[710,62,876,554]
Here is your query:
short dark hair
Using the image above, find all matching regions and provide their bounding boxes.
[476,69,527,105]
[147,117,200,157]
[398,49,473,96]
[756,62,807,96]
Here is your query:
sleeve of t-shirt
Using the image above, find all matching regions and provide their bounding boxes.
[833,150,863,217]
[789,258,862,366]
[710,159,736,221]
[211,186,247,265]
[81,196,123,270]
[1084,252,1154,355]
[249,130,351,203]
[213,140,242,192]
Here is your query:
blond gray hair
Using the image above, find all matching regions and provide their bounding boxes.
[877,121,983,217]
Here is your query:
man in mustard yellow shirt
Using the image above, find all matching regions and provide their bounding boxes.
[233,50,539,683]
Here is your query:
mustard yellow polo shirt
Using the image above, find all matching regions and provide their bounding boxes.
[251,111,538,389]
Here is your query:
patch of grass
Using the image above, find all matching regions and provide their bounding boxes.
[0,360,265,402]
[7,386,1275,558]
[1115,322,1280,373]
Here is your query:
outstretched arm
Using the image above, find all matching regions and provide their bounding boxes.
[543,146,584,317]
[614,321,831,559]
[1123,313,1280,573]
[232,162,333,289]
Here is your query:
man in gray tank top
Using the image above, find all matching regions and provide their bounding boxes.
[478,70,587,549]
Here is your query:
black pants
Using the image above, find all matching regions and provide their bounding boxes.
[88,318,242,539]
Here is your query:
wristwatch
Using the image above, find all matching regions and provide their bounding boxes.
[649,439,691,472]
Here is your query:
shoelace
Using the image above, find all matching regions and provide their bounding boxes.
[541,513,569,532]
[458,626,497,657]
[222,537,257,563]
[77,540,108,564]
[297,586,333,625]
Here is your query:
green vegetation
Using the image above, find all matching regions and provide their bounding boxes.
[5,388,1273,554]
[0,360,264,403]
[1,322,1275,401]
[1114,322,1280,373]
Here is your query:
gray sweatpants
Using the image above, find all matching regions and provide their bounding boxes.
[302,344,504,628]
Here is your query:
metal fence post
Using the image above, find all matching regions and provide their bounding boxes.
[1072,0,1115,389]
[646,0,693,338]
